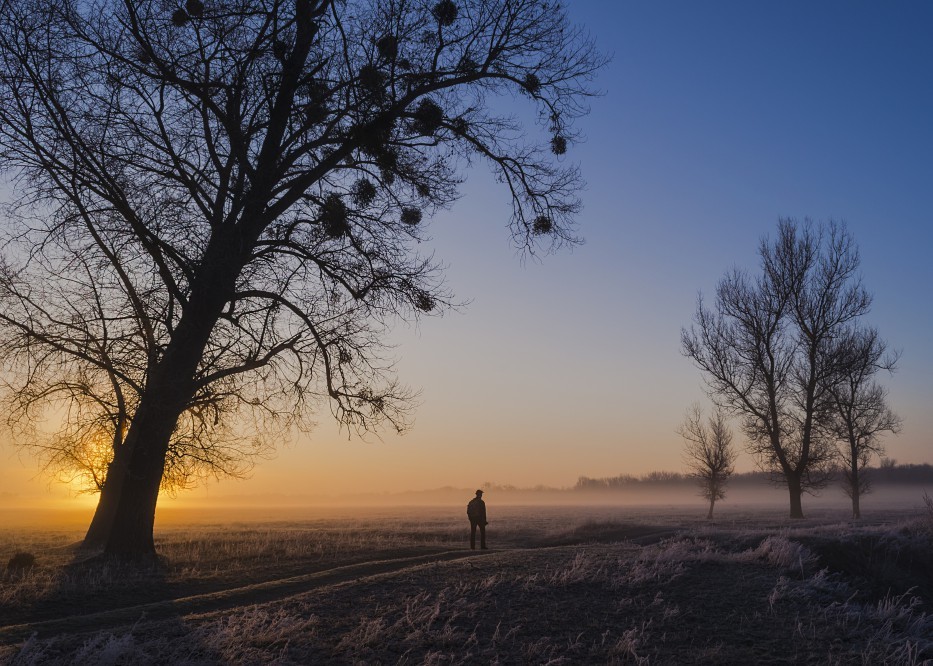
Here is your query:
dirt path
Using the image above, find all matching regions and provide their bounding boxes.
[0,548,495,645]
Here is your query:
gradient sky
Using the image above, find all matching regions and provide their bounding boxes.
[3,0,932,507]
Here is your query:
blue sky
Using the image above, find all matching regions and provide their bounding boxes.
[3,0,932,504]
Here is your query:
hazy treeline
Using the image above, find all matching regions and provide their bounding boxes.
[573,463,933,492]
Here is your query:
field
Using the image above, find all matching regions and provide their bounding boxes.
[2,499,933,665]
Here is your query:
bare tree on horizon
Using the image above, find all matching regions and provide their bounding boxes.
[682,219,874,519]
[0,0,605,556]
[678,403,737,519]
[825,326,901,518]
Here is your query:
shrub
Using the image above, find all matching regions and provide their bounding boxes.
[7,552,37,573]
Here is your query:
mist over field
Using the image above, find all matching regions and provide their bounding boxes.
[4,471,930,532]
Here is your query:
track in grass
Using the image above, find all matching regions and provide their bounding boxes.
[0,548,495,644]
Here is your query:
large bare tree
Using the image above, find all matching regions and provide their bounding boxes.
[0,0,604,555]
[678,403,736,519]
[825,326,901,518]
[682,219,873,518]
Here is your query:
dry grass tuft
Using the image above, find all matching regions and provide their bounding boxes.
[5,552,37,575]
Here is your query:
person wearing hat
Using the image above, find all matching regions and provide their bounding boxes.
[466,489,488,550]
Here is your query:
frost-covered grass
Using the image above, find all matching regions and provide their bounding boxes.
[9,532,932,664]
[0,504,685,615]
[0,514,471,614]
[3,504,932,664]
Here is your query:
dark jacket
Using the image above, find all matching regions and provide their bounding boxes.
[467,497,487,525]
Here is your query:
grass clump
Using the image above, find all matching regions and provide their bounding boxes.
[6,551,36,574]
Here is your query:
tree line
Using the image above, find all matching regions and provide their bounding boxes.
[574,463,933,492]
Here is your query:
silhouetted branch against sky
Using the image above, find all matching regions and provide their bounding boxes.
[0,0,605,550]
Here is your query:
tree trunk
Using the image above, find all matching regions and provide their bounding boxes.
[707,498,715,520]
[850,455,861,519]
[83,447,131,548]
[101,394,189,556]
[787,474,804,519]
[84,235,246,556]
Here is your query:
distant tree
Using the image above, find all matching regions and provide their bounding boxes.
[683,219,873,518]
[874,463,933,485]
[639,470,681,483]
[923,491,933,535]
[825,326,901,518]
[0,0,605,556]
[678,404,737,519]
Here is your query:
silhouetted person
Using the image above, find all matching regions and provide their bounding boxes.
[467,489,488,549]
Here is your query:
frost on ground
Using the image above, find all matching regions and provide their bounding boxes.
[2,508,932,664]
[4,537,931,663]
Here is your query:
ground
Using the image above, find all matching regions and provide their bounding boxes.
[1,504,931,664]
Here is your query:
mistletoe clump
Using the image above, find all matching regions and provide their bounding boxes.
[356,114,396,158]
[352,178,378,206]
[376,34,398,61]
[301,79,329,124]
[432,1,458,27]
[410,98,444,136]
[450,117,469,135]
[320,194,349,238]
[532,215,553,235]
[523,72,541,94]
[272,39,290,62]
[185,0,203,18]
[171,8,189,26]
[458,56,478,73]
[550,135,567,155]
[414,290,436,312]
[375,147,399,180]
[400,207,422,226]
[358,64,386,97]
